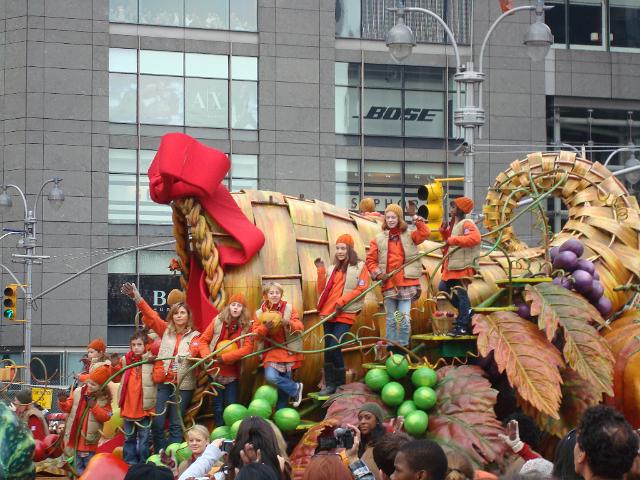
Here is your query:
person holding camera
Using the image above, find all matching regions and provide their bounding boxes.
[355,403,387,479]
[304,424,375,480]
[176,425,211,477]
[315,233,370,396]
[57,365,112,475]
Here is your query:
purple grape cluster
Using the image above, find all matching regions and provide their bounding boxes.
[550,239,612,317]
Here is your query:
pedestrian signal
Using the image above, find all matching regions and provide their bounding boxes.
[417,182,444,241]
[3,284,18,320]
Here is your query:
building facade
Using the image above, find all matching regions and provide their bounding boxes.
[1,0,639,384]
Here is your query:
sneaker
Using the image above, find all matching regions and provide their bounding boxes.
[292,382,304,407]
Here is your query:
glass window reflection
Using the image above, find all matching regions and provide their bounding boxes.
[109,73,137,123]
[362,88,402,136]
[109,173,137,223]
[610,0,640,49]
[185,77,228,128]
[231,154,258,178]
[110,0,138,23]
[230,0,257,31]
[185,0,228,29]
[109,148,137,173]
[335,86,360,135]
[336,0,361,38]
[109,48,137,73]
[403,91,445,138]
[231,81,257,130]
[140,50,183,76]
[139,0,183,26]
[139,76,184,125]
[231,56,258,81]
[186,53,228,78]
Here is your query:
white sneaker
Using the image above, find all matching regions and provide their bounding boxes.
[292,382,304,407]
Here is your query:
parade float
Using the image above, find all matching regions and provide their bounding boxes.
[4,133,640,478]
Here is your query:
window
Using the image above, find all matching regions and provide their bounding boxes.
[546,0,640,51]
[108,149,258,224]
[110,0,257,31]
[336,62,452,139]
[336,0,471,45]
[335,159,464,211]
[109,49,258,130]
[107,251,182,346]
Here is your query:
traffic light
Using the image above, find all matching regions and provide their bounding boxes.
[3,284,18,320]
[417,181,444,241]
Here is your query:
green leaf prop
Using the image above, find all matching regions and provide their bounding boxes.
[429,365,507,466]
[525,283,614,396]
[473,310,563,418]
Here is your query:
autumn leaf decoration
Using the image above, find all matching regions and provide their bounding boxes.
[525,283,614,396]
[473,310,564,418]
[429,365,507,466]
[472,282,614,427]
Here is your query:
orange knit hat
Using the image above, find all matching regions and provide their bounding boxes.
[88,365,111,385]
[384,203,404,218]
[228,293,247,307]
[87,338,106,352]
[359,198,376,213]
[453,197,474,214]
[336,234,354,247]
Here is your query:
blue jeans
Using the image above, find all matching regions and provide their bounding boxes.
[75,451,95,475]
[153,384,193,451]
[438,280,471,328]
[323,321,351,369]
[212,380,239,426]
[384,298,412,346]
[264,366,298,410]
[123,417,152,465]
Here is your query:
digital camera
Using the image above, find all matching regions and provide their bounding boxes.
[317,427,355,451]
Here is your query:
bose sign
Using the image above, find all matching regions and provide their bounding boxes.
[358,106,443,121]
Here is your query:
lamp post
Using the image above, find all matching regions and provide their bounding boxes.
[386,0,553,202]
[0,178,65,379]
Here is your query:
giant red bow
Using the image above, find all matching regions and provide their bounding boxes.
[148,133,265,330]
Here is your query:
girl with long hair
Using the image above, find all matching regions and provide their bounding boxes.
[365,204,430,353]
[190,293,256,426]
[315,233,370,395]
[121,282,200,451]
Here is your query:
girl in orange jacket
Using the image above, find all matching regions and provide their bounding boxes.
[57,365,113,475]
[254,282,304,409]
[315,233,370,395]
[190,293,256,426]
[439,197,481,336]
[366,204,430,352]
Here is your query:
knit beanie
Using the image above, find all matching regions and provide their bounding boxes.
[228,293,248,308]
[453,197,474,214]
[124,463,174,480]
[167,289,185,306]
[88,365,111,386]
[359,198,376,213]
[14,390,32,405]
[87,338,106,352]
[336,234,354,247]
[359,402,385,424]
[384,204,404,219]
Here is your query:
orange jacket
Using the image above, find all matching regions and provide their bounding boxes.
[442,219,481,281]
[58,390,112,452]
[192,316,257,377]
[254,303,304,367]
[365,221,430,291]
[316,264,370,325]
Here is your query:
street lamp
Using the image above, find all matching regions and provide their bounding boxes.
[386,0,553,202]
[0,177,65,379]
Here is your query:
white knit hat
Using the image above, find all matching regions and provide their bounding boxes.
[520,458,554,478]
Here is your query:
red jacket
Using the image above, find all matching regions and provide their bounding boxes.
[316,264,370,325]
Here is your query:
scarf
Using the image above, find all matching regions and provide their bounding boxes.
[389,227,402,242]
[317,267,338,311]
[118,351,143,410]
[67,385,89,447]
[261,300,287,315]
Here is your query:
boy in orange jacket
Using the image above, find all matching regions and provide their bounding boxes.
[439,197,481,336]
[112,329,155,465]
[58,365,113,475]
[254,282,304,409]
